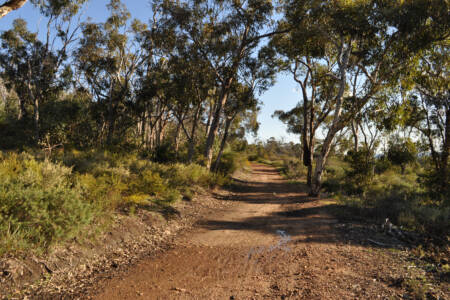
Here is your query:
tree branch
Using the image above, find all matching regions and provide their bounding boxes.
[0,0,28,18]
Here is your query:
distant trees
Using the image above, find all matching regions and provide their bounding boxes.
[406,42,449,198]
[0,0,266,171]
[75,0,145,146]
[0,1,86,141]
[160,0,281,168]
[0,0,448,191]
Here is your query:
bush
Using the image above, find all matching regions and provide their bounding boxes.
[324,154,449,240]
[153,142,177,163]
[336,177,449,240]
[0,153,96,255]
[387,137,417,174]
[374,157,392,174]
[280,158,306,180]
[0,150,229,255]
[215,151,247,175]
[343,148,375,194]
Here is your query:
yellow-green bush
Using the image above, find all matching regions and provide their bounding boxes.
[0,150,229,255]
[280,158,306,180]
[0,153,96,255]
[215,151,248,175]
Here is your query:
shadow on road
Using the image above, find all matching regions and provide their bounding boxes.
[204,164,406,249]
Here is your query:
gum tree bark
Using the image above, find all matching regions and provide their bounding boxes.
[309,42,351,196]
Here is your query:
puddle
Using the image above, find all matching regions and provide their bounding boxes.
[247,229,291,260]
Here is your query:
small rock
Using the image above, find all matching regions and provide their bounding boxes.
[172,287,187,293]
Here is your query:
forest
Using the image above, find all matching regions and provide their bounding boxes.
[0,0,448,292]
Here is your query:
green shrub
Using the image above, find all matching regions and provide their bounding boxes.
[280,158,305,180]
[154,143,177,163]
[0,153,96,255]
[374,157,392,174]
[0,149,230,256]
[343,148,376,194]
[387,137,417,174]
[215,151,247,175]
[161,189,182,204]
[133,169,167,196]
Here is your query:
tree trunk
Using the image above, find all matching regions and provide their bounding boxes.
[310,125,342,196]
[187,107,201,163]
[309,42,351,196]
[106,95,116,145]
[440,106,449,195]
[213,116,232,172]
[204,88,230,169]
[351,120,359,152]
[18,97,26,120]
[307,164,313,187]
[141,110,147,148]
[33,96,39,141]
[205,104,213,138]
[174,121,181,155]
[401,164,406,175]
[301,97,312,187]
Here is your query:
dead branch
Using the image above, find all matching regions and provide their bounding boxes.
[0,0,28,19]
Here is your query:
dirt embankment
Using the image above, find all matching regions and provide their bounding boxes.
[2,164,448,299]
[1,185,232,299]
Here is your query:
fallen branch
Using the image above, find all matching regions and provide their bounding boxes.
[0,0,28,19]
[367,238,394,248]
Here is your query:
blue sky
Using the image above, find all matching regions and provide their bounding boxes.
[0,0,300,143]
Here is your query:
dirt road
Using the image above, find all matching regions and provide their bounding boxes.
[90,164,442,299]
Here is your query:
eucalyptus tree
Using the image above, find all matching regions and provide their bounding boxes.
[212,82,260,172]
[161,0,284,169]
[407,41,449,198]
[0,0,86,141]
[75,0,146,145]
[280,0,449,196]
[167,52,215,161]
[270,51,338,186]
[0,0,89,18]
[211,53,274,171]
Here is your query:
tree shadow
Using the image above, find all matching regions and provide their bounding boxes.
[133,201,181,220]
[205,165,408,250]
[198,203,406,249]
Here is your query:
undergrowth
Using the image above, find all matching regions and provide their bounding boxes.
[0,150,231,256]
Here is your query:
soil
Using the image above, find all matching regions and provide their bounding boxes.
[2,164,448,299]
[89,164,448,300]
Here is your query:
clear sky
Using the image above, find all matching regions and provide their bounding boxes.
[0,0,300,143]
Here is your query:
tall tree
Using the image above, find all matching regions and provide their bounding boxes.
[281,0,450,196]
[0,0,88,18]
[407,41,449,198]
[76,0,146,145]
[162,0,282,169]
[0,1,85,141]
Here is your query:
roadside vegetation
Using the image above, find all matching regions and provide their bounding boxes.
[0,150,241,256]
[0,0,259,257]
[254,138,450,283]
[256,138,449,241]
[0,0,448,283]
